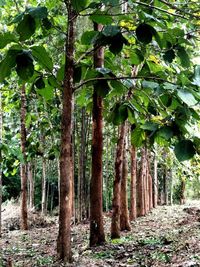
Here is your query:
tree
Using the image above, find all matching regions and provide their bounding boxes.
[89,22,105,247]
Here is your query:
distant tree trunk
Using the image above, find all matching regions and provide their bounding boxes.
[111,124,125,239]
[89,22,105,247]
[41,158,47,215]
[28,162,34,209]
[137,148,146,217]
[145,149,149,213]
[153,150,158,208]
[180,178,186,205]
[169,169,173,205]
[0,93,2,237]
[57,3,75,262]
[20,84,28,230]
[120,134,131,231]
[105,133,109,212]
[147,153,153,210]
[79,107,86,220]
[163,164,168,205]
[130,145,137,221]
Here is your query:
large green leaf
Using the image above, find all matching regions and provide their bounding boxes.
[156,126,173,140]
[27,6,48,19]
[129,49,144,65]
[174,140,196,161]
[131,126,145,147]
[72,0,89,12]
[136,23,156,44]
[37,85,54,101]
[103,26,120,37]
[31,46,53,71]
[16,51,34,80]
[163,49,175,63]
[90,13,113,25]
[16,14,36,41]
[0,49,20,82]
[176,46,190,68]
[193,65,200,86]
[0,32,17,49]
[81,31,98,45]
[177,89,197,106]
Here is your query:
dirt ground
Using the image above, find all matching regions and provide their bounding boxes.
[1,201,200,267]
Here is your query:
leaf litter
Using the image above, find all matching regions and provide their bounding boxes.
[0,201,200,266]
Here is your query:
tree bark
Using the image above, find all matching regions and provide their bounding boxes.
[137,148,146,217]
[0,93,2,237]
[120,135,131,231]
[89,22,105,246]
[57,3,75,262]
[153,150,158,208]
[130,145,137,221]
[111,124,125,239]
[28,162,34,209]
[20,84,28,230]
[41,158,47,215]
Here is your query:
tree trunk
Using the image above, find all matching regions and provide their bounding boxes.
[111,124,125,239]
[153,150,158,208]
[0,93,2,237]
[89,22,105,246]
[20,84,28,230]
[41,158,47,215]
[137,148,146,217]
[120,135,131,231]
[57,3,75,262]
[163,165,168,205]
[28,162,34,209]
[130,145,137,221]
[180,178,186,205]
[147,154,153,210]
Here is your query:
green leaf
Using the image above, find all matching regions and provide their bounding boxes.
[0,32,17,49]
[108,103,128,125]
[102,0,119,5]
[177,89,197,106]
[95,80,110,97]
[136,23,156,44]
[176,46,190,68]
[31,46,53,71]
[35,77,45,89]
[57,64,65,81]
[73,65,82,83]
[90,13,113,25]
[103,26,120,37]
[0,49,20,82]
[27,6,48,19]
[131,126,145,147]
[109,80,125,96]
[141,121,159,131]
[142,80,159,90]
[16,51,34,80]
[174,140,196,161]
[109,33,126,55]
[129,49,144,65]
[157,126,173,140]
[37,85,54,101]
[193,65,200,86]
[72,0,89,12]
[16,14,36,41]
[81,31,98,45]
[163,49,175,63]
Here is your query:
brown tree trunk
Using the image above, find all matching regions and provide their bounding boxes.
[153,150,158,208]
[111,124,125,239]
[0,93,2,237]
[57,3,75,262]
[130,145,137,221]
[20,84,28,230]
[137,148,146,217]
[41,158,47,215]
[89,22,105,246]
[28,162,34,209]
[180,178,186,205]
[145,149,149,213]
[120,135,131,231]
[147,154,153,210]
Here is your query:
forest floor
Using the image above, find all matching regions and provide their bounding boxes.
[1,201,200,267]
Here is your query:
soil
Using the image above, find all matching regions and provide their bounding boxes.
[1,201,200,267]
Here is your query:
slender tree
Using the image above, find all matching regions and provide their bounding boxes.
[153,150,158,208]
[90,22,105,246]
[137,148,146,217]
[130,145,137,221]
[0,93,2,237]
[120,134,131,231]
[57,2,76,262]
[20,84,28,230]
[111,124,126,238]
